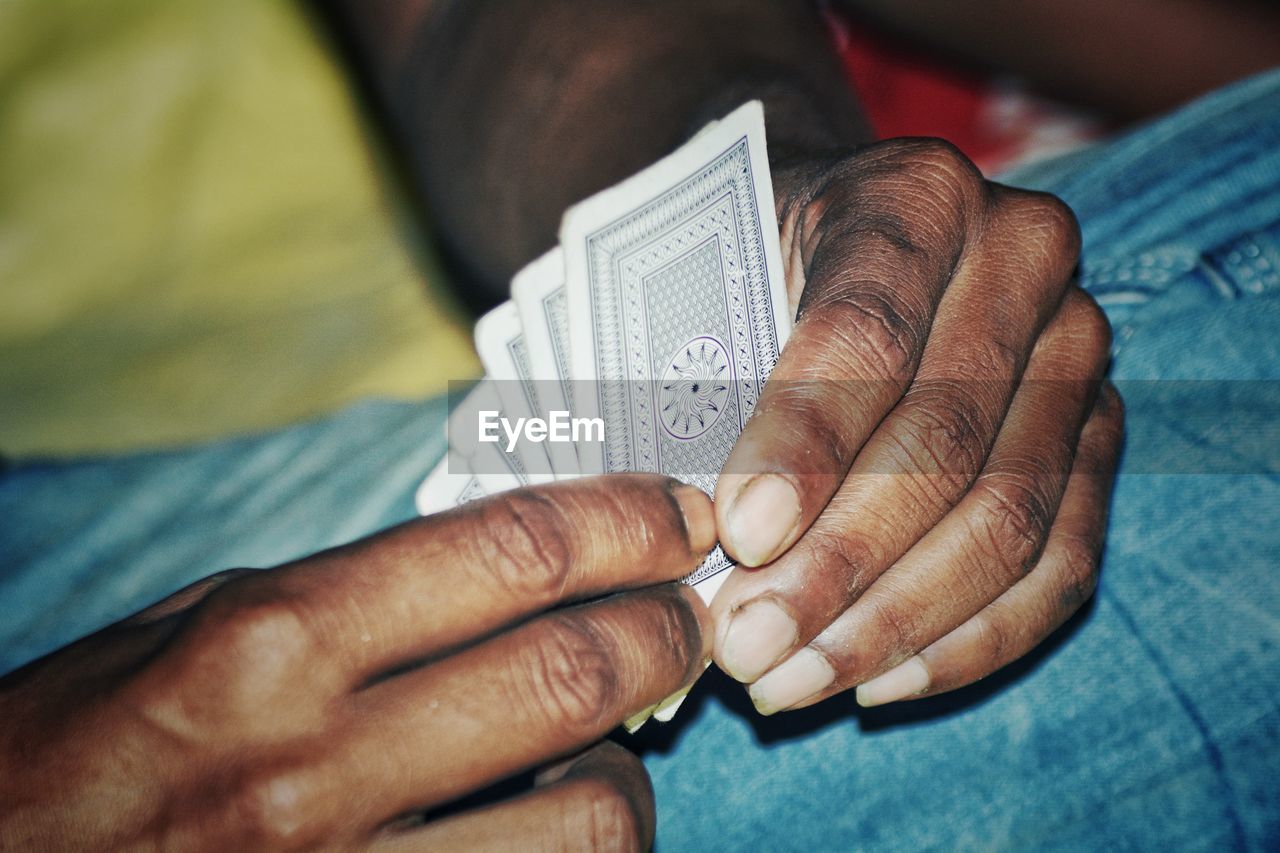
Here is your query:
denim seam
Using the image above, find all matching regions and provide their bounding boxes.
[1092,228,1280,362]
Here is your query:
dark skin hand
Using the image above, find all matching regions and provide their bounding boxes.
[333,0,1123,709]
[0,477,716,850]
[3,0,1155,847]
[716,147,1123,710]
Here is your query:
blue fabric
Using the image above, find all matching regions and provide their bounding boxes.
[4,69,1280,851]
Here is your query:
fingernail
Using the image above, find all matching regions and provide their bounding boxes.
[856,657,930,707]
[652,658,712,723]
[720,600,798,683]
[675,584,716,666]
[724,474,801,567]
[625,658,710,732]
[672,484,717,554]
[651,684,692,723]
[748,647,835,715]
[623,704,659,734]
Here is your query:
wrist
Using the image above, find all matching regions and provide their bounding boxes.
[684,69,871,165]
[344,0,873,291]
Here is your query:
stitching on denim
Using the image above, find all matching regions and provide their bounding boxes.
[1208,231,1280,298]
[1080,250,1198,357]
[1088,223,1280,360]
[1084,254,1193,292]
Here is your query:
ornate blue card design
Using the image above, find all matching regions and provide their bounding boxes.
[582,136,782,584]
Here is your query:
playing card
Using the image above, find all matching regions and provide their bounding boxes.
[415,100,790,729]
[474,302,556,483]
[415,452,489,516]
[561,100,791,604]
[512,248,581,478]
[447,379,527,494]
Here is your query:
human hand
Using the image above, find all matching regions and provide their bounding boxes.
[711,140,1124,713]
[0,475,715,850]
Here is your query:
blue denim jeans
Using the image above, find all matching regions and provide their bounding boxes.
[4,70,1279,851]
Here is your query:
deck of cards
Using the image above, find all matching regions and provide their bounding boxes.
[415,101,792,726]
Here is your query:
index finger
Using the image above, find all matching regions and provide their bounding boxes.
[716,141,982,567]
[196,474,715,687]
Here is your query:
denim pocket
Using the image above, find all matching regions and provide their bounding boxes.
[1082,219,1280,362]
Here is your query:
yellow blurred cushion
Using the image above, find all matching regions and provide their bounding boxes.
[0,0,478,457]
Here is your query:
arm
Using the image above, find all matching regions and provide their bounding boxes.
[332,0,1124,714]
[326,0,869,296]
[836,0,1280,119]
[329,0,1280,297]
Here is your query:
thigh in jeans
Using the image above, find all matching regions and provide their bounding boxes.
[645,70,1280,851]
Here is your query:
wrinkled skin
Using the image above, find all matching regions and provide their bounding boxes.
[0,475,717,851]
[711,140,1123,712]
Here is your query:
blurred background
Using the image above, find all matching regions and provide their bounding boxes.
[0,0,1274,457]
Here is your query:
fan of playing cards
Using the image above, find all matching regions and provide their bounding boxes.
[415,101,793,724]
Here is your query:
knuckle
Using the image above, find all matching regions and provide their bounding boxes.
[756,382,858,473]
[856,139,984,241]
[806,527,880,595]
[836,208,926,260]
[1096,381,1126,432]
[1076,381,1126,476]
[1007,191,1080,250]
[472,489,575,600]
[1078,291,1112,348]
[210,597,314,676]
[807,290,921,382]
[192,584,315,685]
[861,593,918,663]
[645,591,703,678]
[893,388,991,481]
[1062,289,1113,359]
[963,335,1024,380]
[518,614,621,735]
[156,582,326,726]
[1002,191,1082,277]
[565,779,644,853]
[969,611,1014,670]
[1056,533,1102,611]
[969,474,1056,578]
[226,767,325,850]
[131,579,333,744]
[897,138,983,190]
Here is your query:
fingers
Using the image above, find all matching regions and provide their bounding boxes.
[374,742,654,852]
[804,186,1079,566]
[716,140,987,569]
[743,297,1110,713]
[857,383,1124,705]
[324,583,709,826]
[103,478,710,850]
[710,194,1083,685]
[158,475,714,696]
[120,569,259,626]
[711,289,1104,686]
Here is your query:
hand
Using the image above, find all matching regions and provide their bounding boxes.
[0,475,715,851]
[710,140,1124,713]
